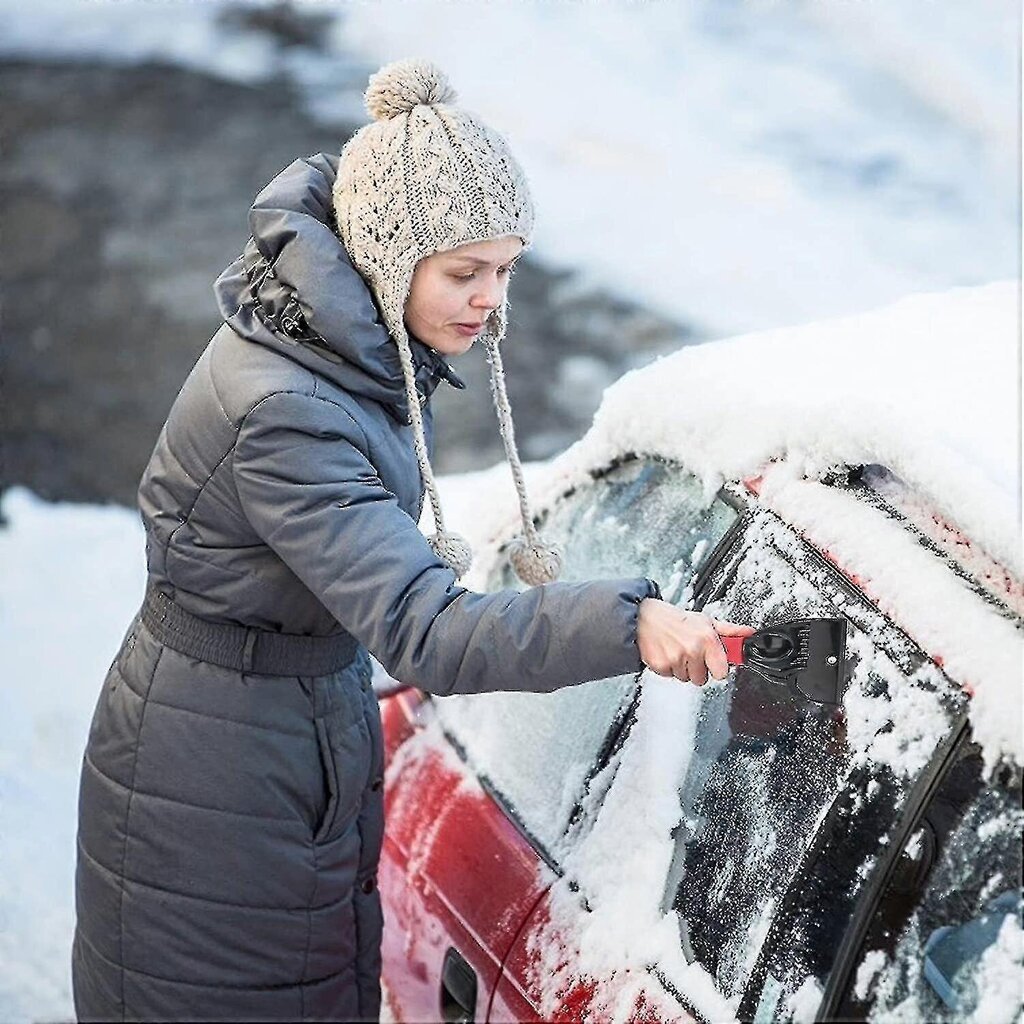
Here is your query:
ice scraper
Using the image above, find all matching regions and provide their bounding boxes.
[719,617,849,704]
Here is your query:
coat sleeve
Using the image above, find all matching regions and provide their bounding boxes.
[231,390,658,697]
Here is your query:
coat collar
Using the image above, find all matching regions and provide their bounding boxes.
[213,153,466,423]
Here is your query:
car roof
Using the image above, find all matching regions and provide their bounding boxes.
[562,280,1018,583]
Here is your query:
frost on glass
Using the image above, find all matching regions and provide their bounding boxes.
[433,458,738,856]
[677,541,845,1004]
[861,774,1023,1024]
[670,513,965,1016]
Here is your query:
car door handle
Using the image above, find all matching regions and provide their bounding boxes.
[441,946,477,1023]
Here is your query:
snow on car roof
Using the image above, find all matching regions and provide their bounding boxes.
[570,279,1020,579]
[435,281,1022,769]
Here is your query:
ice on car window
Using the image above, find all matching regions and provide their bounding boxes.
[668,512,967,1017]
[432,458,739,858]
[850,755,1023,1023]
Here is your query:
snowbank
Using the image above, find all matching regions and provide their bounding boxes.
[0,488,146,1022]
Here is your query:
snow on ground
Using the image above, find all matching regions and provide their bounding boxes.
[0,490,146,1022]
[0,0,1016,337]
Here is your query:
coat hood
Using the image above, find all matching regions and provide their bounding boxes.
[214,153,466,423]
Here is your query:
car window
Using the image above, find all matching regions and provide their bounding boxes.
[660,508,968,1018]
[841,742,1022,1023]
[432,458,740,859]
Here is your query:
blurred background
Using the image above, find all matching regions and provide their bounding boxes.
[0,1,1018,1019]
[0,0,1018,507]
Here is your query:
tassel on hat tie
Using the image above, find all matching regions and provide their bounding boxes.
[482,333,564,586]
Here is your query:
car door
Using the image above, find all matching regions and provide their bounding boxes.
[474,457,748,1022]
[380,687,556,1023]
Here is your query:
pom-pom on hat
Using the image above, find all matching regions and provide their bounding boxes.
[333,58,563,586]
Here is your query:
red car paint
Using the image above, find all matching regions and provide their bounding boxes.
[379,691,684,1021]
[492,892,696,1023]
[380,692,557,1022]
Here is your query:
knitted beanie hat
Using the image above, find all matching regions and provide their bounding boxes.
[333,57,563,586]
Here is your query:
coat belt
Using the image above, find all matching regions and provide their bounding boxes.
[140,579,360,677]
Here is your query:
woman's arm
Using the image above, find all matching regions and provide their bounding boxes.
[232,389,654,696]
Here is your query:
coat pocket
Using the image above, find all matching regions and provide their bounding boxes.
[313,709,372,845]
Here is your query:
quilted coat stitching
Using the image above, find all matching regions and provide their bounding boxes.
[79,838,351,914]
[82,754,302,824]
[116,644,164,1021]
[163,388,304,576]
[76,927,353,991]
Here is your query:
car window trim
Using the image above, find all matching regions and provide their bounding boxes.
[726,504,936,676]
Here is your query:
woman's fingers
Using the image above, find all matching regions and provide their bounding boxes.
[689,656,709,687]
[705,634,729,681]
[638,602,755,685]
[710,617,757,637]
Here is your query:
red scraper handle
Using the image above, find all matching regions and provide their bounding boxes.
[720,635,746,665]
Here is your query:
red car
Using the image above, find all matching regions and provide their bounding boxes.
[376,286,1022,1024]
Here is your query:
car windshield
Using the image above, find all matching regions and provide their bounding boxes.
[661,502,972,1018]
[432,458,740,857]
[847,743,1023,1023]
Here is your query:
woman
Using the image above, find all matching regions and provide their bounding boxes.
[72,58,753,1022]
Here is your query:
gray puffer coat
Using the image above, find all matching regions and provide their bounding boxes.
[72,153,657,1023]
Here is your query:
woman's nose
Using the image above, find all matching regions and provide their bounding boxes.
[470,275,507,311]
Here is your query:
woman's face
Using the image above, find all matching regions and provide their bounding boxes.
[404,235,524,356]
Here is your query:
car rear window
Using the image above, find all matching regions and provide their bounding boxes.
[432,458,740,858]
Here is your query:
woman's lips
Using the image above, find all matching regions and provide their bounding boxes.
[453,323,483,337]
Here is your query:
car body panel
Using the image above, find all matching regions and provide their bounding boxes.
[378,456,1021,1023]
[380,692,555,1022]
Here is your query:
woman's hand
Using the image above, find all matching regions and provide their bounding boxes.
[637,599,756,685]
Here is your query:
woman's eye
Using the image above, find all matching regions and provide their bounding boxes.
[453,266,515,282]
